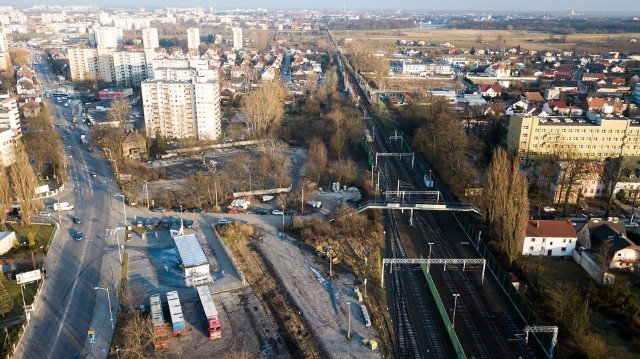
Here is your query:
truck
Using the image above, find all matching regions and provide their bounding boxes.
[149,294,168,348]
[53,202,74,211]
[196,285,222,339]
[166,291,186,335]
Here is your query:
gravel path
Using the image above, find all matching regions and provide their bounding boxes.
[257,230,381,359]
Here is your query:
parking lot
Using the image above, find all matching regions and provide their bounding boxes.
[121,212,284,357]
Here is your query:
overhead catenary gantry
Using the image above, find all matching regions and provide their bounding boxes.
[381,258,486,288]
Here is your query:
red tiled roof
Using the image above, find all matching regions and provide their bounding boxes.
[525,220,577,238]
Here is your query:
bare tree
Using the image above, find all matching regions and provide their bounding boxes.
[241,80,287,135]
[10,148,38,226]
[600,156,633,217]
[0,167,10,226]
[107,98,131,127]
[306,138,328,183]
[485,148,529,266]
[593,240,613,275]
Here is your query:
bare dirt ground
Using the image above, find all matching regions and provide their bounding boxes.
[162,289,288,359]
[254,226,381,359]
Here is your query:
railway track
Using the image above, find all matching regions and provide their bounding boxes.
[325,29,537,358]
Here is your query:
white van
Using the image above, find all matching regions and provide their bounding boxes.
[53,202,74,211]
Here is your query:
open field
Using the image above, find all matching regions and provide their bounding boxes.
[332,29,640,53]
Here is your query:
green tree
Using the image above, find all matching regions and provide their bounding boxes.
[0,280,14,317]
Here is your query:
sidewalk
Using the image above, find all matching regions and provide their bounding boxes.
[83,228,122,358]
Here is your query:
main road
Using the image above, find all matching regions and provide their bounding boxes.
[15,51,123,359]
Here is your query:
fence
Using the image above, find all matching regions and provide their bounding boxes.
[420,263,466,359]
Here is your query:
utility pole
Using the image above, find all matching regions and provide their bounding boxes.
[427,242,434,273]
[452,293,460,329]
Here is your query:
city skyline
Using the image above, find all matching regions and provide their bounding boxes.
[2,0,640,13]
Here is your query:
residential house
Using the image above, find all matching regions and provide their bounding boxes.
[582,72,605,82]
[577,219,640,270]
[522,220,578,256]
[523,91,544,104]
[121,131,147,159]
[479,83,502,98]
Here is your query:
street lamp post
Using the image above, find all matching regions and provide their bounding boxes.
[94,287,114,329]
[452,293,460,329]
[347,301,352,339]
[300,180,312,214]
[282,204,285,231]
[427,242,434,273]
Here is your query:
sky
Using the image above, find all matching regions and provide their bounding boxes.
[3,1,640,13]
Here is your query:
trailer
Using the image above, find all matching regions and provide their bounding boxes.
[166,291,186,335]
[196,286,222,339]
[150,294,168,348]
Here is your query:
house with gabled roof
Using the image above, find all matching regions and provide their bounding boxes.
[576,219,640,270]
[523,220,578,256]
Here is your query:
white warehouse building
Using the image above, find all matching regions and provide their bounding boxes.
[173,233,212,287]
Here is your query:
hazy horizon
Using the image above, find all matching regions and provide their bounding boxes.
[2,1,640,14]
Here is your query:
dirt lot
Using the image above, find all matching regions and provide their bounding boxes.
[162,289,288,359]
[254,225,381,359]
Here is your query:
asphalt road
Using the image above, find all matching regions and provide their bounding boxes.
[15,51,122,359]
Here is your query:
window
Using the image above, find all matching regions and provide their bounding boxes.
[563,239,567,243]
[531,238,536,242]
[550,242,554,246]
[561,247,566,252]
[529,246,535,251]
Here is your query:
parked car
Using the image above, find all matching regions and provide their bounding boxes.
[162,219,171,228]
[136,220,143,227]
[151,207,166,213]
[217,218,231,225]
[144,219,151,227]
[543,206,555,213]
[192,208,205,213]
[89,171,97,177]
[73,231,83,241]
[152,220,161,227]
[184,220,194,228]
[228,208,238,214]
[626,222,639,228]
[72,216,82,224]
[271,209,284,215]
[255,209,269,215]
[38,210,52,217]
[284,210,298,216]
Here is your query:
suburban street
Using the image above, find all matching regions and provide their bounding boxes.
[15,51,123,359]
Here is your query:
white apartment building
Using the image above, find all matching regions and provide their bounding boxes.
[402,61,452,75]
[187,27,200,50]
[142,28,159,50]
[0,127,18,167]
[69,48,147,87]
[112,51,147,87]
[142,74,220,141]
[232,27,243,50]
[0,97,21,167]
[68,48,98,81]
[93,26,121,49]
[0,32,7,53]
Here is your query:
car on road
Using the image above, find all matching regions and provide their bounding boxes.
[217,218,231,225]
[72,216,82,224]
[89,171,97,177]
[162,219,171,228]
[61,136,66,140]
[272,209,284,215]
[173,207,189,213]
[192,208,204,213]
[241,220,249,225]
[151,207,166,212]
[72,231,83,241]
[88,148,93,153]
[184,219,194,228]
[255,209,269,215]
[284,210,298,216]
